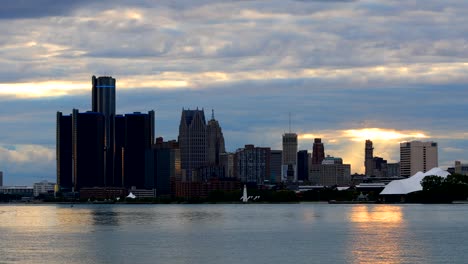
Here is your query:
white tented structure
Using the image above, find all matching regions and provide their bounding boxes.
[380,167,450,195]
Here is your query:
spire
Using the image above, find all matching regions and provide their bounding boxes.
[211,109,215,120]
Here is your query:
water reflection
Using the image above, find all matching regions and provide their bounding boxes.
[347,205,423,264]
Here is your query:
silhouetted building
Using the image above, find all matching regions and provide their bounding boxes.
[297,150,309,182]
[153,139,181,196]
[235,145,270,185]
[206,110,225,166]
[270,150,282,183]
[0,171,3,187]
[120,111,155,189]
[282,133,297,182]
[372,157,388,177]
[365,140,374,177]
[92,76,116,186]
[56,112,73,191]
[178,109,207,180]
[312,138,325,165]
[387,163,400,177]
[400,141,438,177]
[72,109,105,190]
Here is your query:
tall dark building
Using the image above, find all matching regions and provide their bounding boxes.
[312,138,325,165]
[121,111,155,189]
[72,109,105,190]
[92,75,116,186]
[178,109,207,180]
[56,112,73,190]
[297,150,309,181]
[270,150,282,183]
[365,140,374,176]
[206,110,225,166]
[153,139,181,196]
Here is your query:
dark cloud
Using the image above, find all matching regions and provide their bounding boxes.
[0,0,97,19]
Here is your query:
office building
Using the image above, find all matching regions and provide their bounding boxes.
[33,180,55,197]
[72,109,105,190]
[234,145,270,185]
[309,156,351,186]
[387,163,400,177]
[364,140,374,176]
[178,108,207,179]
[120,111,155,189]
[206,110,225,166]
[400,141,438,177]
[0,171,3,187]
[153,138,181,196]
[220,152,235,178]
[56,112,73,191]
[92,76,116,186]
[312,138,325,164]
[270,150,282,183]
[297,150,309,182]
[282,133,298,182]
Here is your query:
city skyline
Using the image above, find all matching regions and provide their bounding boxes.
[0,1,467,185]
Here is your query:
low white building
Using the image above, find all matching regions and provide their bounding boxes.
[33,180,55,197]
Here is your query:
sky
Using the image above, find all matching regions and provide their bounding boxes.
[0,0,467,185]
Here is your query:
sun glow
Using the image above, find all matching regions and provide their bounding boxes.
[342,128,428,142]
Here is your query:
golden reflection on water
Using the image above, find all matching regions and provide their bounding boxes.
[347,205,412,264]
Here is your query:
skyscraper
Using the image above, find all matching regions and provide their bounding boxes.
[206,110,225,166]
[312,138,325,165]
[178,108,207,180]
[56,112,73,190]
[364,140,374,176]
[0,171,3,187]
[400,141,438,177]
[282,133,298,182]
[270,150,282,183]
[234,145,270,185]
[92,76,116,186]
[72,109,105,190]
[297,150,309,182]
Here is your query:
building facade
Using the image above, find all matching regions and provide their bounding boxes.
[282,133,298,182]
[234,145,271,185]
[297,150,309,182]
[0,171,3,187]
[455,161,468,176]
[400,141,438,177]
[270,150,282,183]
[312,138,325,165]
[56,112,73,191]
[33,180,55,197]
[309,156,351,187]
[364,140,374,177]
[206,110,225,166]
[178,109,207,180]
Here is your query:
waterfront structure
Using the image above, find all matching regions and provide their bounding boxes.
[119,111,155,189]
[56,112,73,191]
[234,144,270,185]
[400,141,438,177]
[270,150,282,183]
[178,109,207,180]
[92,76,116,186]
[455,161,468,176]
[0,186,34,197]
[364,140,374,176]
[309,156,351,186]
[297,150,309,182]
[206,110,225,166]
[72,109,105,190]
[153,138,181,196]
[312,138,325,165]
[33,180,55,197]
[282,133,298,182]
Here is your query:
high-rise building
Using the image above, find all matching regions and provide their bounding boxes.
[364,140,374,176]
[206,110,225,166]
[454,161,468,176]
[312,138,325,165]
[270,150,282,183]
[387,162,400,177]
[178,109,207,180]
[282,133,298,182]
[400,141,438,177]
[56,112,73,191]
[234,144,270,185]
[220,152,235,178]
[92,76,116,186]
[0,171,3,187]
[153,139,181,196]
[309,156,351,186]
[72,109,105,190]
[121,111,155,189]
[297,150,309,182]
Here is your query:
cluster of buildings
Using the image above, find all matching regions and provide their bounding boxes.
[2,75,467,201]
